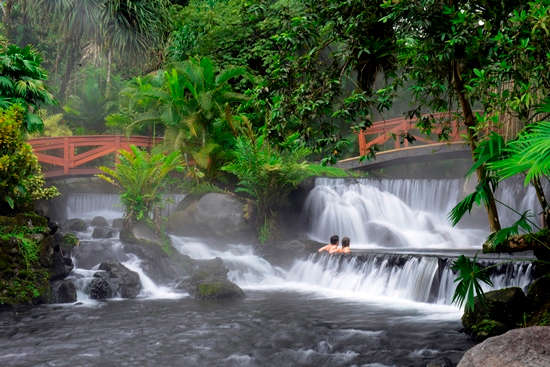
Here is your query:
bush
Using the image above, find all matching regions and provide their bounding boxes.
[98,145,183,226]
[0,106,58,212]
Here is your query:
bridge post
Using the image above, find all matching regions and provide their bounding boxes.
[114,135,121,165]
[63,137,69,175]
[358,131,367,156]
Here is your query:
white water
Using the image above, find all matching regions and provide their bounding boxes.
[170,236,532,312]
[305,178,540,249]
[66,193,185,221]
[122,255,186,300]
[64,178,537,311]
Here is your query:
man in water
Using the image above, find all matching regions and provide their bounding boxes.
[338,237,351,254]
[318,235,339,253]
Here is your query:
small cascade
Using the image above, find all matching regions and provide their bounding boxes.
[122,255,185,299]
[287,252,533,304]
[66,193,185,221]
[305,178,540,249]
[171,236,286,286]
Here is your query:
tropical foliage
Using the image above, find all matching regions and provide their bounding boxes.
[222,122,348,240]
[451,255,493,312]
[0,106,58,212]
[0,45,54,132]
[97,145,183,225]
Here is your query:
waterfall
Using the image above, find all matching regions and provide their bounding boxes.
[66,193,185,221]
[304,178,541,249]
[287,252,533,305]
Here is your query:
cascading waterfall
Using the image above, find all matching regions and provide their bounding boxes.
[287,252,533,305]
[305,177,540,249]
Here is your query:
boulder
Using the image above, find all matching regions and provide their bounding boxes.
[527,275,550,309]
[123,241,193,284]
[120,221,164,247]
[365,222,408,247]
[96,262,142,298]
[90,216,108,227]
[112,218,124,229]
[49,246,74,281]
[177,257,244,300]
[87,277,113,300]
[64,218,88,232]
[166,193,254,240]
[50,280,77,303]
[457,326,550,367]
[462,287,528,341]
[92,226,115,239]
[72,240,125,269]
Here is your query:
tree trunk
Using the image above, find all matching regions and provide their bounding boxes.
[59,38,81,102]
[106,48,112,98]
[532,176,550,229]
[452,61,501,232]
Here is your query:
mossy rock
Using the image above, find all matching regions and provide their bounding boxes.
[462,287,527,341]
[528,303,550,326]
[469,319,509,341]
[196,280,245,300]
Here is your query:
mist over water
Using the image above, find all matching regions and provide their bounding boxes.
[4,179,537,366]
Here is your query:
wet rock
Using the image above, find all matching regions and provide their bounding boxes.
[426,357,453,367]
[457,326,550,367]
[49,247,74,281]
[527,275,550,309]
[50,280,76,303]
[72,240,125,269]
[166,193,254,240]
[112,218,124,229]
[64,218,88,232]
[87,277,113,300]
[462,287,527,341]
[120,221,164,247]
[92,226,115,239]
[365,222,408,247]
[177,257,244,300]
[97,262,141,298]
[91,216,108,227]
[123,241,193,284]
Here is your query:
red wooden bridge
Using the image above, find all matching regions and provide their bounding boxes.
[29,113,469,178]
[29,135,162,178]
[356,112,464,156]
[339,112,470,170]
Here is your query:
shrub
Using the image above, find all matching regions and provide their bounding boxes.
[97,145,183,225]
[0,106,58,212]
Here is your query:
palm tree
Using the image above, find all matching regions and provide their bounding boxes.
[26,0,171,101]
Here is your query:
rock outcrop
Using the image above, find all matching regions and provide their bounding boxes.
[64,218,88,232]
[457,326,550,367]
[90,216,108,227]
[50,279,77,303]
[462,287,527,341]
[166,193,255,240]
[92,226,115,239]
[177,257,244,300]
[87,262,142,299]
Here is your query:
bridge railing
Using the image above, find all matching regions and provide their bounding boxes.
[356,112,466,156]
[29,135,162,178]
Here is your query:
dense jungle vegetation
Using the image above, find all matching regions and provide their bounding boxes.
[1,0,550,310]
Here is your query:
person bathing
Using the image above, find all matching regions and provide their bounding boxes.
[318,235,339,253]
[338,237,351,254]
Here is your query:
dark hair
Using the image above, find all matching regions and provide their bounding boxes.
[330,235,339,245]
[341,237,350,247]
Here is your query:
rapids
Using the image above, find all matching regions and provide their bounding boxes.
[0,178,539,366]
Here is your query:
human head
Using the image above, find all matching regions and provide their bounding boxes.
[341,237,350,248]
[330,235,339,245]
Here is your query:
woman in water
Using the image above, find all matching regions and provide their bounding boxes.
[338,237,351,254]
